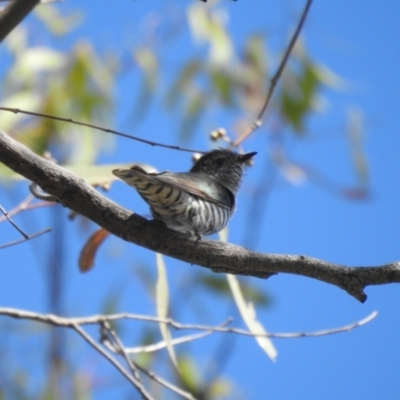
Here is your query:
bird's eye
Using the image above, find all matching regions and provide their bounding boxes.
[215,158,224,167]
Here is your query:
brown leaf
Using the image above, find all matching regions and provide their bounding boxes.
[79,228,110,273]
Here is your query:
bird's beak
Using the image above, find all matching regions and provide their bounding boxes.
[239,152,257,163]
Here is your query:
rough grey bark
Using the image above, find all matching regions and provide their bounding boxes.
[1,130,400,302]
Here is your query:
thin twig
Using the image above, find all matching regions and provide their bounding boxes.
[0,203,29,238]
[133,362,197,400]
[231,0,313,148]
[72,323,154,400]
[272,311,378,338]
[0,107,205,154]
[0,195,54,224]
[0,307,377,339]
[0,227,51,249]
[100,322,143,384]
[126,328,226,354]
[101,323,197,400]
[0,202,52,249]
[124,318,232,354]
[0,1,312,153]
[0,196,53,223]
[0,194,35,222]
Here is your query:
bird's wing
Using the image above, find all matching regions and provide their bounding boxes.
[113,167,234,209]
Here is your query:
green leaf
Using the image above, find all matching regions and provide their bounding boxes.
[1,162,156,187]
[34,4,83,36]
[179,90,207,140]
[175,356,200,393]
[14,47,67,75]
[206,378,233,399]
[155,253,178,370]
[346,107,369,188]
[0,92,42,131]
[165,60,202,110]
[211,69,233,106]
[279,47,345,135]
[280,58,322,133]
[187,3,234,65]
[219,231,277,361]
[226,274,277,361]
[199,275,271,306]
[100,286,123,333]
[244,34,268,76]
[135,328,158,367]
[131,47,158,124]
[65,162,157,187]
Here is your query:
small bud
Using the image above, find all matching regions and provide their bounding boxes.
[43,151,57,164]
[210,128,227,141]
[192,152,202,163]
[210,131,219,141]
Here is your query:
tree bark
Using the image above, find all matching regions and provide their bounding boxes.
[0,0,40,42]
[1,130,400,302]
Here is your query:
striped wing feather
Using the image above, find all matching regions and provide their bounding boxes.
[113,168,234,209]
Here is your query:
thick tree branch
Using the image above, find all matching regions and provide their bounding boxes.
[1,130,400,302]
[0,0,40,42]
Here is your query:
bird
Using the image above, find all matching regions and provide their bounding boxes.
[112,149,257,239]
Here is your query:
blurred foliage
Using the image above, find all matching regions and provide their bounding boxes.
[156,2,336,141]
[155,253,178,369]
[280,57,322,133]
[131,47,158,124]
[0,0,366,399]
[164,26,270,139]
[346,107,369,189]
[176,356,233,400]
[34,3,83,36]
[199,274,271,307]
[0,8,115,166]
[278,42,343,134]
[0,337,92,400]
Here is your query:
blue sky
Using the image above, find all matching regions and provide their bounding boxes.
[1,1,400,399]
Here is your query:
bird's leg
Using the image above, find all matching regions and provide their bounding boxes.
[194,229,202,243]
